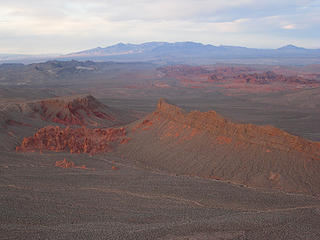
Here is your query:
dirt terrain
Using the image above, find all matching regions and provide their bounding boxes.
[1,61,320,239]
[1,151,320,239]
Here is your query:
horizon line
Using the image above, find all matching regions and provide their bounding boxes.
[1,41,320,56]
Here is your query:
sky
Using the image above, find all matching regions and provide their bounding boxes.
[0,0,319,54]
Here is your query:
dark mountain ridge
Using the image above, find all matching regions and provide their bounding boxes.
[69,42,320,56]
[1,42,320,65]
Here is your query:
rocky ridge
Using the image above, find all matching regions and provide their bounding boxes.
[117,99,320,195]
[155,99,320,157]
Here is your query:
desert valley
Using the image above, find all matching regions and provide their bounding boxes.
[1,42,320,239]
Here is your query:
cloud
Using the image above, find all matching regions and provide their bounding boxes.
[0,0,319,53]
[282,24,297,30]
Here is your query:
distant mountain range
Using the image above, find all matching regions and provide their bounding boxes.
[62,42,320,65]
[1,42,320,65]
[69,42,319,57]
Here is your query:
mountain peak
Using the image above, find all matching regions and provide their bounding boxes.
[157,98,184,115]
[115,42,127,47]
[155,99,228,132]
[278,44,305,50]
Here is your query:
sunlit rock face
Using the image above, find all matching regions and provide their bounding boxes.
[16,126,129,155]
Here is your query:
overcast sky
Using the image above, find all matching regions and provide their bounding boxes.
[0,0,319,54]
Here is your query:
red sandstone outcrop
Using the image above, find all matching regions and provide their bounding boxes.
[55,158,75,168]
[159,65,319,91]
[16,126,130,155]
[55,158,88,170]
[234,71,315,85]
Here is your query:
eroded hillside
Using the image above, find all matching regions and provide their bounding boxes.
[0,94,133,151]
[15,98,320,196]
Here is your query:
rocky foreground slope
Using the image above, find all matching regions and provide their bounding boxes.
[15,98,320,196]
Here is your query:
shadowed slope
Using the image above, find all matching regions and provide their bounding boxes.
[0,94,119,127]
[117,99,320,195]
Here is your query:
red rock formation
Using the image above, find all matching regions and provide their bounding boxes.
[55,158,75,168]
[234,71,314,85]
[111,166,119,170]
[55,158,88,170]
[155,99,320,157]
[16,126,129,155]
[159,65,319,92]
[120,138,131,144]
[31,95,116,126]
[132,119,153,131]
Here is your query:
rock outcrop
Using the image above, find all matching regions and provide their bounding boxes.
[159,65,320,91]
[26,94,117,126]
[16,126,130,155]
[55,158,91,170]
[234,71,316,85]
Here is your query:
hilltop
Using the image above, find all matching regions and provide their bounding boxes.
[117,99,320,195]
